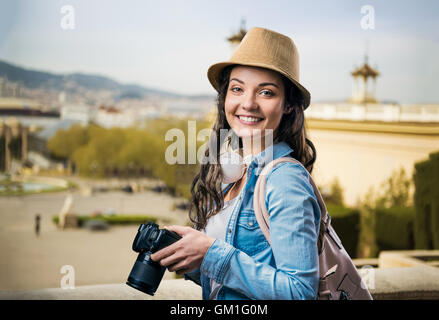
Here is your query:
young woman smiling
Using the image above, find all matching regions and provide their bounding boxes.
[151,27,320,300]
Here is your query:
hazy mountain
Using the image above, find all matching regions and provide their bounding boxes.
[0,60,212,100]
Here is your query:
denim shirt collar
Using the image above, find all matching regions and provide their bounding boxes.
[249,141,294,175]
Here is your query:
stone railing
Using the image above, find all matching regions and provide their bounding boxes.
[305,103,439,123]
[1,251,438,300]
[0,279,201,300]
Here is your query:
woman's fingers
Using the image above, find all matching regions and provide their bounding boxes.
[164,225,190,236]
[168,259,188,272]
[150,241,179,262]
[169,258,198,274]
[150,225,215,273]
[150,226,187,261]
[159,251,184,267]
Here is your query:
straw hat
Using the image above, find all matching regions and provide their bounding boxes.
[207,27,311,109]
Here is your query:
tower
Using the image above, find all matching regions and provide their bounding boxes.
[350,55,380,104]
[227,18,247,48]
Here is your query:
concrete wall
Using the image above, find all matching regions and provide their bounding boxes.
[308,128,439,206]
[2,265,439,300]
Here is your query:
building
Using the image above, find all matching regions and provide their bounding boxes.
[0,76,22,98]
[93,105,137,128]
[305,54,439,123]
[349,55,380,104]
[0,97,59,117]
[60,103,93,125]
[227,18,247,48]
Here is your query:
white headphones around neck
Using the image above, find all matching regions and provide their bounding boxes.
[219,132,255,184]
[220,151,255,184]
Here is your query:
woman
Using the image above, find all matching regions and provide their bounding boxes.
[151,27,321,300]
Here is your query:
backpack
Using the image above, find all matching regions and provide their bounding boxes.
[253,157,373,300]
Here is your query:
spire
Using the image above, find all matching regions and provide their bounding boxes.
[364,38,370,65]
[227,17,247,46]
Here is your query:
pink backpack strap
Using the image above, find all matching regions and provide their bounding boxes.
[254,157,329,252]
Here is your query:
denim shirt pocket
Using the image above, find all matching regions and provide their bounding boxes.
[235,209,270,256]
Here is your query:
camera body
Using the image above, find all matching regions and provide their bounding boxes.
[126,222,181,295]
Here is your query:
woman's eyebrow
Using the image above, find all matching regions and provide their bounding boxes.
[258,82,279,88]
[230,78,279,89]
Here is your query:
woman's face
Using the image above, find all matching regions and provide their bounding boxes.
[225,65,287,139]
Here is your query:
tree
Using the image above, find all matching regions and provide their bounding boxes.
[71,126,125,177]
[357,167,414,258]
[47,124,89,174]
[375,167,412,208]
[323,177,344,206]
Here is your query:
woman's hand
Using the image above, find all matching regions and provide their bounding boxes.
[150,225,215,275]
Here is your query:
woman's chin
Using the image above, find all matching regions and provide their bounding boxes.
[233,127,260,138]
[233,126,274,140]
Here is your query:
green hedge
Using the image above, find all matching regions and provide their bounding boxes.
[414,150,439,249]
[52,214,158,227]
[326,204,360,258]
[374,207,415,251]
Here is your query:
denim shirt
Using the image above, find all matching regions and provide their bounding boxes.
[185,142,321,300]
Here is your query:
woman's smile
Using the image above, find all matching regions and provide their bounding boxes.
[236,114,265,125]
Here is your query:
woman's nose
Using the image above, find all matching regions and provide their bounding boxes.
[241,92,258,110]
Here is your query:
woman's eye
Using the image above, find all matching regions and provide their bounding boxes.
[231,87,242,93]
[260,90,274,96]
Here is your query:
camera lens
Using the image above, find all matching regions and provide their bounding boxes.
[126,251,166,296]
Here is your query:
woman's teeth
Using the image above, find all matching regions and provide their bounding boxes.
[238,116,262,122]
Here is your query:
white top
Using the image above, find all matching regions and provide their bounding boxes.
[203,195,239,300]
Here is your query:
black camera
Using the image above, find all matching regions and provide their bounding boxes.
[126,222,181,295]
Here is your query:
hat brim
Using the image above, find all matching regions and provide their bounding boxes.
[207,61,311,109]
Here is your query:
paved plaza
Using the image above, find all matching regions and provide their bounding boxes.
[0,187,190,291]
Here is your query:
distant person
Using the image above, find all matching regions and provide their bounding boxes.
[35,214,41,237]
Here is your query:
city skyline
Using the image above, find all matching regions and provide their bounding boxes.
[1,0,438,104]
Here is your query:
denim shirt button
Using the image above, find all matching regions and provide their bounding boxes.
[248,221,254,227]
[228,228,232,234]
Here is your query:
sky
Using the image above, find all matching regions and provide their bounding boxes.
[0,0,438,103]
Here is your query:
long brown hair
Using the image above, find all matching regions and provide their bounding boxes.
[189,65,316,230]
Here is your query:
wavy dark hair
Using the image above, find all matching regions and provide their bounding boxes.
[189,65,316,230]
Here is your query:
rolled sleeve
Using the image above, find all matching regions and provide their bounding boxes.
[200,238,236,283]
[184,268,201,286]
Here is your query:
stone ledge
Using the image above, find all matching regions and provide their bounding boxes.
[1,266,438,300]
[379,250,439,269]
[0,279,202,300]
[369,266,439,299]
